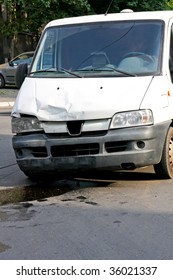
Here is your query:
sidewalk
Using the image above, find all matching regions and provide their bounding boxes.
[0,88,17,110]
[0,97,15,109]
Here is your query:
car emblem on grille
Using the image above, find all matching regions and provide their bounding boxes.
[67,120,84,136]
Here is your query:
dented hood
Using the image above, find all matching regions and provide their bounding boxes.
[12,76,153,121]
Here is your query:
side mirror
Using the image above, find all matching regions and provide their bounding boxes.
[9,61,13,67]
[15,63,28,89]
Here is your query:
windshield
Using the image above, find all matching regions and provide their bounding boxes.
[30,20,163,78]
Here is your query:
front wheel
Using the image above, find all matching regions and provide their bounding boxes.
[0,75,5,88]
[154,127,173,179]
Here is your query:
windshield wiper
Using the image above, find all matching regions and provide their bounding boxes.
[58,67,82,78]
[30,67,82,78]
[30,68,57,74]
[30,66,135,78]
[76,66,136,77]
[102,65,136,77]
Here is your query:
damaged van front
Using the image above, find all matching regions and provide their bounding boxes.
[11,11,173,179]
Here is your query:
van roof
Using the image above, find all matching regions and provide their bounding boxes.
[46,10,173,28]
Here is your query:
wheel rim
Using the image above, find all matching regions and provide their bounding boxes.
[168,134,173,172]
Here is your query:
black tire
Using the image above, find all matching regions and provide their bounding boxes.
[15,63,28,89]
[0,74,5,88]
[154,127,173,179]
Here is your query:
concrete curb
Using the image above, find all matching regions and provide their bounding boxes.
[0,101,15,109]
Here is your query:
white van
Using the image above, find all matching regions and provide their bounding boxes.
[11,10,173,179]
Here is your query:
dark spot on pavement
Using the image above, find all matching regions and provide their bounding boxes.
[0,211,8,221]
[113,220,122,224]
[21,202,33,208]
[121,212,128,215]
[61,199,75,202]
[37,198,47,202]
[0,242,11,253]
[85,201,98,206]
[120,201,128,204]
[76,196,87,200]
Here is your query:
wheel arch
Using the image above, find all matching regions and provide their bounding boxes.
[0,73,5,88]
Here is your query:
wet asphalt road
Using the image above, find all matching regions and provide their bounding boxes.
[1,112,173,260]
[1,169,173,260]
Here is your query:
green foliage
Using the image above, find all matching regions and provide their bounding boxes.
[167,0,173,8]
[89,0,169,13]
[0,0,91,36]
[125,0,168,11]
[0,0,171,38]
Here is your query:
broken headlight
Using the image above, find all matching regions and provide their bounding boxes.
[12,116,43,133]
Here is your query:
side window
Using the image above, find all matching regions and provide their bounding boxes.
[35,30,56,70]
[42,32,55,69]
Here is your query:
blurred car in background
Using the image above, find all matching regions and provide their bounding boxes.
[0,51,34,88]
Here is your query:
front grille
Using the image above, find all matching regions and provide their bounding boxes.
[46,130,107,138]
[31,147,48,157]
[51,143,99,157]
[105,141,128,153]
[24,140,129,159]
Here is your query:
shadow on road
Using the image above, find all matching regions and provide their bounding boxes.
[0,167,159,206]
[75,167,157,182]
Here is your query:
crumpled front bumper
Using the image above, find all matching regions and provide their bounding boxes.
[12,122,169,176]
